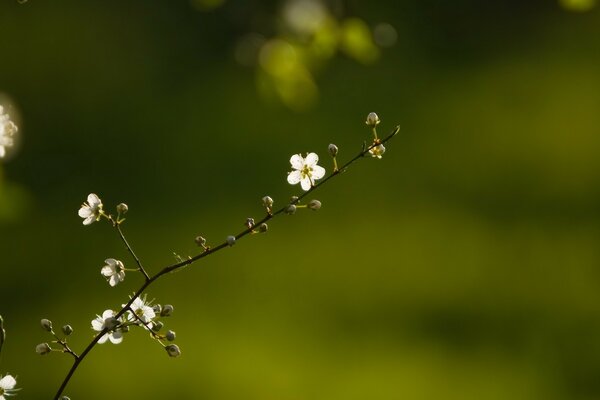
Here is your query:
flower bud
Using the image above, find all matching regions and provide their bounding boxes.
[195,235,207,247]
[366,112,380,127]
[153,304,162,314]
[245,217,255,229]
[165,344,181,357]
[259,223,268,233]
[166,330,176,341]
[41,319,53,332]
[104,317,120,330]
[307,200,322,211]
[36,342,52,355]
[262,196,273,208]
[161,304,174,317]
[116,203,128,214]
[62,325,74,336]
[61,396,71,400]
[328,144,338,157]
[121,324,130,333]
[290,196,299,203]
[226,235,236,246]
[285,204,296,215]
[151,321,164,332]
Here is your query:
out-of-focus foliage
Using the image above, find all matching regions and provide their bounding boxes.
[1,1,600,399]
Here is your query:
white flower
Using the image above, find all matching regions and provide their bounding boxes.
[369,143,386,159]
[287,153,326,191]
[126,296,156,324]
[78,193,103,225]
[101,258,126,287]
[91,310,123,344]
[0,374,19,399]
[0,106,18,159]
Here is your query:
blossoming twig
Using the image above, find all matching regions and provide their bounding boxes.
[51,119,400,400]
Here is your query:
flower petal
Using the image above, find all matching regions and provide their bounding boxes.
[87,193,101,207]
[0,375,16,390]
[98,333,109,344]
[78,206,92,218]
[108,275,118,286]
[290,154,304,170]
[109,330,123,344]
[91,317,104,331]
[83,216,95,225]
[287,170,302,185]
[300,177,312,191]
[304,152,319,167]
[102,309,115,319]
[311,165,325,180]
[101,265,114,277]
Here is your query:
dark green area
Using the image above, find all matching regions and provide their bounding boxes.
[1,1,600,399]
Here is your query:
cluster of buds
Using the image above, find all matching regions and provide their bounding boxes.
[36,318,75,357]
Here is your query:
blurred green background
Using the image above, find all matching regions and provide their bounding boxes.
[2,0,600,399]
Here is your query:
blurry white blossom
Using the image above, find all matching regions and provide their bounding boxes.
[287,153,325,191]
[78,193,103,225]
[126,296,156,324]
[0,106,18,159]
[369,144,386,159]
[0,374,18,399]
[91,310,123,344]
[101,258,126,287]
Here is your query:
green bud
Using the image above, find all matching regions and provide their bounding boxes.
[262,196,273,208]
[166,330,176,341]
[116,203,128,214]
[151,321,164,332]
[41,318,53,332]
[285,204,296,215]
[307,200,322,211]
[259,223,268,233]
[165,344,181,358]
[226,235,236,246]
[161,305,174,317]
[194,236,207,247]
[62,325,74,336]
[36,342,52,355]
[366,112,380,127]
[328,144,338,157]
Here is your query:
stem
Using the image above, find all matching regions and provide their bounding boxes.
[114,221,150,281]
[52,125,399,399]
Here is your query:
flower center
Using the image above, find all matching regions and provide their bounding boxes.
[0,388,4,395]
[301,165,312,178]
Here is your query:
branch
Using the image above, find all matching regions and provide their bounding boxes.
[53,125,400,399]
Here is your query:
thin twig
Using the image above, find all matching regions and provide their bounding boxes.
[53,125,399,399]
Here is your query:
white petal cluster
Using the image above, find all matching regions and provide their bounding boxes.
[0,106,18,159]
[369,143,386,159]
[101,258,126,287]
[0,374,18,400]
[91,310,123,344]
[78,193,103,225]
[287,153,325,191]
[126,296,156,324]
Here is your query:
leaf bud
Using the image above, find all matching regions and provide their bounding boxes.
[328,144,338,157]
[41,318,53,332]
[366,112,380,127]
[36,342,52,355]
[62,325,74,336]
[307,200,322,211]
[165,344,181,357]
[161,304,174,317]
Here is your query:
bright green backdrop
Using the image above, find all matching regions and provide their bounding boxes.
[1,1,600,399]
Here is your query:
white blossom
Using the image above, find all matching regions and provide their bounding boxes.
[0,374,19,399]
[0,106,18,159]
[287,153,325,191]
[126,296,156,324]
[91,310,123,344]
[369,143,386,159]
[101,258,126,287]
[78,193,103,225]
